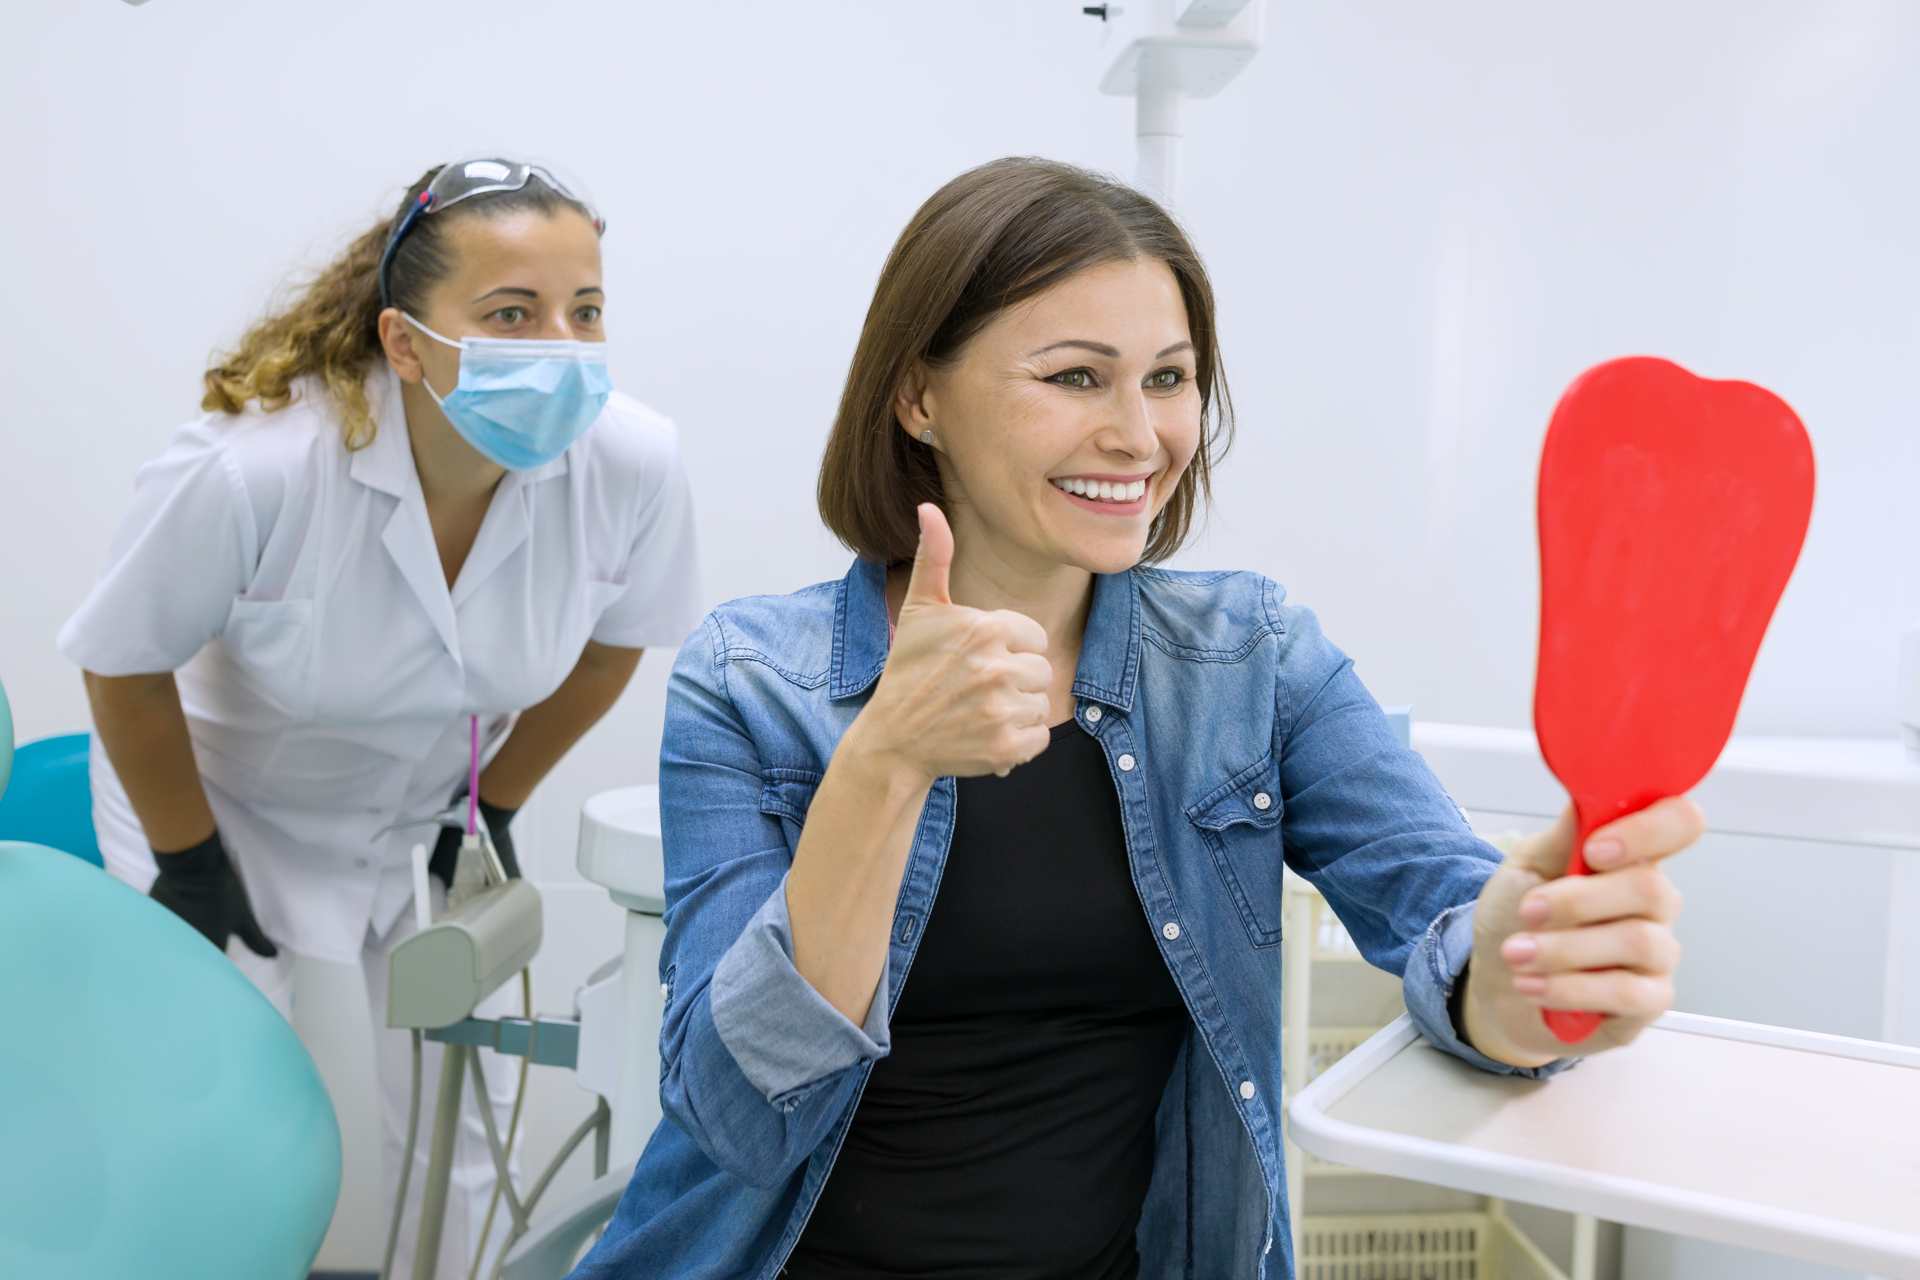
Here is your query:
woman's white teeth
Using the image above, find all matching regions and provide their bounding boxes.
[1054,477,1147,502]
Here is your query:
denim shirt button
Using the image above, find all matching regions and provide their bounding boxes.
[1162,921,1180,941]
[1118,753,1136,772]
[1239,1080,1256,1101]
[1252,791,1273,811]
[1083,705,1102,723]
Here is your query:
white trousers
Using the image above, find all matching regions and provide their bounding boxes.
[226,887,524,1280]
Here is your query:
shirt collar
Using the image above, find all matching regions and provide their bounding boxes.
[827,556,1141,713]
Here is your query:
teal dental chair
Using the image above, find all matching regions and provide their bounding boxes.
[0,677,342,1278]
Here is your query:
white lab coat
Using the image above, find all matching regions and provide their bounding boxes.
[59,364,703,961]
[58,364,703,1275]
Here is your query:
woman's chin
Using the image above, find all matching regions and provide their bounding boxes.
[1061,531,1152,577]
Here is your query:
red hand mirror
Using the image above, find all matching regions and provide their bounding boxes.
[1534,356,1814,1044]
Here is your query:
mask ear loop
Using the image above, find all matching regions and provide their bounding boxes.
[400,313,464,408]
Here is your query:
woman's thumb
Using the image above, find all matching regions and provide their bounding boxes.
[903,503,953,606]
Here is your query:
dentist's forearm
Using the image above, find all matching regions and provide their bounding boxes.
[82,670,218,854]
[478,642,643,808]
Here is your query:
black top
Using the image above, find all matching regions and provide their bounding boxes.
[782,719,1190,1280]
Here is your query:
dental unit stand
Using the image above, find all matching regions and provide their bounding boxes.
[1089,0,1266,210]
[491,787,668,1278]
[387,836,609,1280]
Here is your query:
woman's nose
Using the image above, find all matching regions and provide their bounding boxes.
[1103,389,1159,457]
[538,311,582,340]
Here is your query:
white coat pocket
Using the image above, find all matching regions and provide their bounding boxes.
[218,597,316,719]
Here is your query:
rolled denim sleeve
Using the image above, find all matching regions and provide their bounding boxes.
[1404,899,1579,1080]
[710,874,891,1106]
[653,615,891,1190]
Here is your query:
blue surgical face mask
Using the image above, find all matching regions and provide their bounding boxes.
[406,315,612,471]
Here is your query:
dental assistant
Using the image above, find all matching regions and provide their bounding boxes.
[58,159,702,1277]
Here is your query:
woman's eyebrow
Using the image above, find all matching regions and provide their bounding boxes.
[1026,338,1194,359]
[1028,339,1119,359]
[472,286,540,305]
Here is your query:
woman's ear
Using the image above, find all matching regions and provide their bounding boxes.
[894,361,940,451]
[378,308,426,384]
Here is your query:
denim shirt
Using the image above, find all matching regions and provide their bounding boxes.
[573,559,1576,1280]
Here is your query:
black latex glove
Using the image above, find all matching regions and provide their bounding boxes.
[150,829,278,957]
[427,791,521,890]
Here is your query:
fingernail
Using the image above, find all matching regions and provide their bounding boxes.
[1513,974,1548,997]
[1586,839,1625,869]
[1501,935,1538,966]
[1520,894,1549,926]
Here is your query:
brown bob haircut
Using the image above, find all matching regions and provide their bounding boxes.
[817,156,1234,566]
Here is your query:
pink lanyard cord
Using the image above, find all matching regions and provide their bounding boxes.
[467,715,480,838]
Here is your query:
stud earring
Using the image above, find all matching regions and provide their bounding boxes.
[920,430,935,446]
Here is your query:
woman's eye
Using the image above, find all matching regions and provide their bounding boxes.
[490,306,528,326]
[575,305,603,325]
[1147,368,1187,390]
[1050,368,1097,389]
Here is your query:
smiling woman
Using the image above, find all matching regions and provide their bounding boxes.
[818,156,1233,571]
[558,156,1701,1280]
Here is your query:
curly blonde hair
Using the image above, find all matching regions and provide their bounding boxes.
[201,166,593,450]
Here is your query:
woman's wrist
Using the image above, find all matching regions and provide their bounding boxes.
[151,826,224,871]
[477,795,517,825]
[836,712,934,796]
[1460,967,1561,1069]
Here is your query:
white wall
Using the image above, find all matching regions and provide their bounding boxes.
[6,1,1914,1275]
[1172,0,1918,739]
[7,1,1914,747]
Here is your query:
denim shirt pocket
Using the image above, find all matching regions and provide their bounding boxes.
[759,767,824,851]
[1185,751,1285,948]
